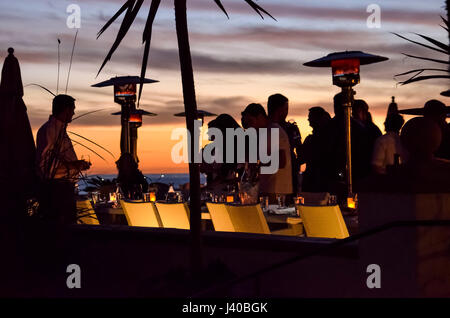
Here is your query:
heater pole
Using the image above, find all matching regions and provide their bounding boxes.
[342,86,354,198]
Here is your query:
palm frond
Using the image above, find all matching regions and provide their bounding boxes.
[97,0,135,39]
[71,139,107,162]
[393,32,448,55]
[244,0,277,21]
[97,0,144,77]
[441,15,450,29]
[395,68,450,77]
[72,108,108,121]
[24,83,56,96]
[138,0,161,105]
[68,131,116,159]
[402,53,449,65]
[213,0,229,19]
[413,33,450,52]
[98,0,276,101]
[399,75,450,85]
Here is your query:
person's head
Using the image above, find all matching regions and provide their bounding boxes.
[308,106,331,131]
[267,93,288,123]
[384,113,404,133]
[241,103,267,129]
[207,114,240,140]
[423,99,447,125]
[353,99,369,123]
[401,117,442,163]
[52,94,75,123]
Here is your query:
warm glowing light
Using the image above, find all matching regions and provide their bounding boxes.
[296,196,305,205]
[150,192,156,202]
[347,196,357,209]
[226,195,234,203]
[331,59,360,77]
[129,113,142,123]
[109,192,117,202]
[114,83,136,97]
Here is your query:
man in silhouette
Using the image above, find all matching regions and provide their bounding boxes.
[267,94,302,195]
[300,106,331,192]
[372,113,406,174]
[36,94,91,224]
[423,99,450,160]
[323,93,371,197]
[241,103,292,202]
[352,99,382,177]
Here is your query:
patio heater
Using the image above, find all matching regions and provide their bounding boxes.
[304,51,388,207]
[92,76,158,163]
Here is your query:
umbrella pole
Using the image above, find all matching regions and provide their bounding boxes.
[175,0,203,275]
[342,86,354,198]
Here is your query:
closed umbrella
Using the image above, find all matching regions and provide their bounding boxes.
[0,47,36,219]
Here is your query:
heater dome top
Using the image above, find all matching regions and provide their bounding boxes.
[304,51,388,67]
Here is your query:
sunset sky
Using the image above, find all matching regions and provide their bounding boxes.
[1,0,448,174]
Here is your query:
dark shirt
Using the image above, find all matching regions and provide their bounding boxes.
[323,116,380,194]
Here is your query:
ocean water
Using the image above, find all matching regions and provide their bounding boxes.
[78,173,206,191]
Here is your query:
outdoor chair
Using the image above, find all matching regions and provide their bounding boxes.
[206,202,235,232]
[76,200,100,225]
[296,205,349,239]
[120,200,162,227]
[208,203,302,236]
[155,202,190,230]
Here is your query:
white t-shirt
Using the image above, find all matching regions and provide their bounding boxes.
[371,132,407,174]
[36,116,78,179]
[259,122,293,194]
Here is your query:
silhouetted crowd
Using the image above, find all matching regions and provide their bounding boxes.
[201,93,450,203]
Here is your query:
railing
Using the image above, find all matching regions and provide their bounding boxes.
[190,219,450,297]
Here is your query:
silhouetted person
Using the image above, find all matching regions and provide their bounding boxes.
[372,113,406,174]
[116,153,148,200]
[241,103,292,201]
[323,93,370,197]
[359,117,450,193]
[423,99,450,160]
[201,114,241,193]
[300,107,331,192]
[267,93,302,194]
[353,99,382,177]
[36,94,91,224]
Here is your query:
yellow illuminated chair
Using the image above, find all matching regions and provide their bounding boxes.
[224,204,271,234]
[155,202,190,230]
[207,203,303,236]
[296,205,349,239]
[206,202,236,232]
[76,200,100,225]
[120,200,162,227]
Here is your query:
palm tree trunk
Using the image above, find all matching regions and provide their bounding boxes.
[174,0,203,274]
[447,0,449,70]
